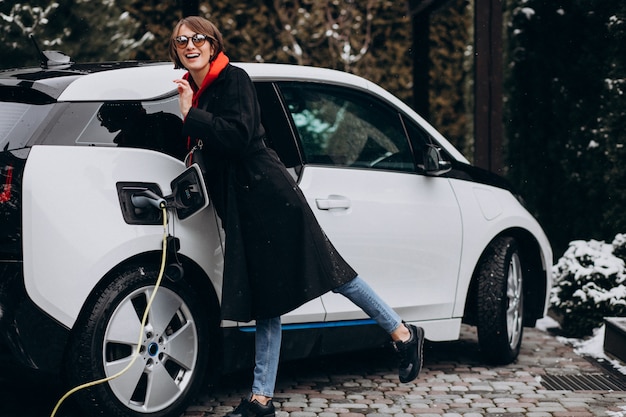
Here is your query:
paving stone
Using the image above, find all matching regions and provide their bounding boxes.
[289,412,318,417]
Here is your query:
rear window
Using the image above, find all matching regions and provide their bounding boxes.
[0,101,54,151]
[35,97,187,159]
[75,98,182,147]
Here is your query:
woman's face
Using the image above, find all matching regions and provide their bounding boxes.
[175,24,214,76]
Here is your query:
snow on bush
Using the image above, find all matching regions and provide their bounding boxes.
[550,234,626,337]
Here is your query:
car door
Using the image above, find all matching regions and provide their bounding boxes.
[277,82,464,324]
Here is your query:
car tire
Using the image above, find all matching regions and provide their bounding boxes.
[64,266,211,417]
[476,236,524,365]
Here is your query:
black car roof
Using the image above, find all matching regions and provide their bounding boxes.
[0,61,166,100]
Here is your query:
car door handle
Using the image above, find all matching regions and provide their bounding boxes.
[315,195,351,210]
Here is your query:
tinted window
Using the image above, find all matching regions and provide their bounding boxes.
[43,97,187,159]
[0,101,54,151]
[278,82,415,173]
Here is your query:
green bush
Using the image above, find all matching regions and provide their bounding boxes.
[550,234,626,337]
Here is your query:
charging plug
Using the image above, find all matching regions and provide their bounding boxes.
[131,189,166,210]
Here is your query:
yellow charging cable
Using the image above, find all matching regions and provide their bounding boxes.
[50,204,170,417]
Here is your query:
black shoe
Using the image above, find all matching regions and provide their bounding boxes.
[392,324,424,383]
[224,398,276,417]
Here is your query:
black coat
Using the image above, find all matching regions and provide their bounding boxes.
[182,64,357,322]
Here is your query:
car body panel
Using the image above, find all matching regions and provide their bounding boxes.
[447,179,553,317]
[297,166,463,325]
[21,146,215,328]
[57,65,187,102]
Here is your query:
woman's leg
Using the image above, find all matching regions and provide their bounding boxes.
[332,276,402,333]
[226,317,280,417]
[333,276,424,382]
[252,316,282,398]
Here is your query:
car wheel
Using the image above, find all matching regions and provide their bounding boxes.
[65,266,211,417]
[476,236,524,365]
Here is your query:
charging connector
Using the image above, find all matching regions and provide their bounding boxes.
[131,189,166,210]
[117,163,208,224]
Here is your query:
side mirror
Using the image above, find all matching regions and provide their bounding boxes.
[423,144,452,176]
[167,163,209,220]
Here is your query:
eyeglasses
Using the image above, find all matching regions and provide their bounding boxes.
[174,34,211,49]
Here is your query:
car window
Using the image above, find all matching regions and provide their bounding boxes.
[44,97,187,159]
[0,101,54,151]
[278,82,416,173]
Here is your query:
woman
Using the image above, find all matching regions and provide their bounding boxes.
[170,16,424,417]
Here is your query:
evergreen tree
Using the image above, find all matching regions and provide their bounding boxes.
[602,5,626,237]
[504,1,624,257]
[0,1,67,67]
[125,0,183,61]
[429,0,473,157]
[199,0,413,103]
[0,0,156,68]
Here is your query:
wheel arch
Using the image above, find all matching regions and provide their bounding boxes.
[463,228,549,327]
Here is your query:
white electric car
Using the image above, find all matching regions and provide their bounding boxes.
[0,54,552,417]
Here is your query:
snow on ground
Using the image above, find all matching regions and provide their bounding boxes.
[536,315,626,376]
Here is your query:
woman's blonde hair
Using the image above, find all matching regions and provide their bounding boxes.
[169,16,224,69]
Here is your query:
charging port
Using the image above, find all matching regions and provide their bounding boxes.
[117,183,163,225]
[116,164,209,225]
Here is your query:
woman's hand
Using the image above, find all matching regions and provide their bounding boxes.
[173,79,193,118]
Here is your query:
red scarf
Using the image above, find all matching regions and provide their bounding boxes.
[184,52,230,150]
[184,51,230,108]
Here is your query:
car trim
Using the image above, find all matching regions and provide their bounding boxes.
[237,318,378,332]
[446,160,517,194]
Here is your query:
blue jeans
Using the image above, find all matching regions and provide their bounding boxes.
[252,276,402,397]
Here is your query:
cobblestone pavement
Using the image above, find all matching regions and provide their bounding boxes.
[184,325,626,417]
[2,325,626,417]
